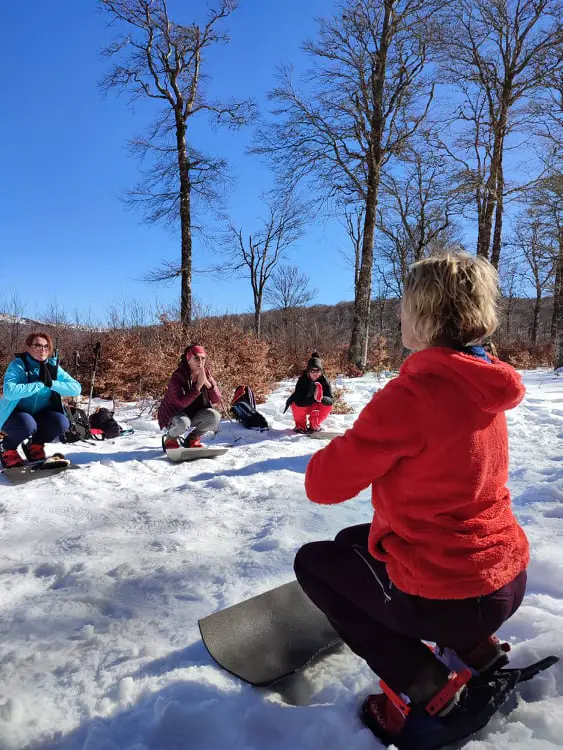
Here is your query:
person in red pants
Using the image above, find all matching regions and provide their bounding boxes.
[294,253,529,750]
[284,352,333,433]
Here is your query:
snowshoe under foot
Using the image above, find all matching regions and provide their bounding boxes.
[362,670,520,750]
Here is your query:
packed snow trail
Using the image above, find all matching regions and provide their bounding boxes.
[0,372,562,750]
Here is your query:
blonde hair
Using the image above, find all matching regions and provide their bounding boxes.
[402,253,499,348]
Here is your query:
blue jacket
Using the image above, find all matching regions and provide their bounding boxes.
[0,354,81,430]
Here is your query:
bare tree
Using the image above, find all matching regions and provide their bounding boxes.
[0,291,28,358]
[265,264,315,324]
[530,172,562,341]
[100,0,254,327]
[226,195,307,337]
[255,0,444,368]
[512,210,556,344]
[377,139,461,295]
[342,205,365,295]
[554,234,563,369]
[498,253,525,339]
[532,77,563,345]
[438,0,561,267]
[42,300,68,328]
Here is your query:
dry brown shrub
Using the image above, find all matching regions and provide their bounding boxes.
[94,317,274,408]
[332,386,353,414]
[367,335,390,374]
[496,341,554,369]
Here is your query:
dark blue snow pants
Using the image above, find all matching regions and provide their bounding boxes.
[294,523,526,695]
[2,410,70,450]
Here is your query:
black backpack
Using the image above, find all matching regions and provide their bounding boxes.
[89,408,121,439]
[62,406,93,443]
[230,385,269,431]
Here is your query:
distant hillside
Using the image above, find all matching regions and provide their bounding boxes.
[0,313,45,326]
[216,296,555,344]
[0,294,555,349]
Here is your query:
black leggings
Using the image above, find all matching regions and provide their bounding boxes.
[294,524,526,694]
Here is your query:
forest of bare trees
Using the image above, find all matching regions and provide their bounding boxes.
[1,0,562,382]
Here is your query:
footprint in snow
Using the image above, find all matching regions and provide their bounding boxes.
[543,508,563,519]
[252,538,280,552]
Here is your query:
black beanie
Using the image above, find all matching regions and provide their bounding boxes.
[306,352,323,370]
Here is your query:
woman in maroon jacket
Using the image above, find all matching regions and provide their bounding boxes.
[158,344,222,449]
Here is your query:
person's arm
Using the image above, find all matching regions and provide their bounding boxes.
[2,360,46,400]
[305,377,425,505]
[166,369,201,411]
[320,376,333,405]
[50,365,82,398]
[293,374,316,405]
[206,371,222,404]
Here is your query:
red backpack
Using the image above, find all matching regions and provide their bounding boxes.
[230,386,269,431]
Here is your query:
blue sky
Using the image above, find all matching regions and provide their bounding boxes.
[0,0,355,323]
[0,1,539,324]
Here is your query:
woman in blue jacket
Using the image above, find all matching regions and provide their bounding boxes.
[0,331,81,468]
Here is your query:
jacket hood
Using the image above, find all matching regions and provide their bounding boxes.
[401,347,525,414]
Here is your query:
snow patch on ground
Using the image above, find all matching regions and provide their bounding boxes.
[0,371,562,749]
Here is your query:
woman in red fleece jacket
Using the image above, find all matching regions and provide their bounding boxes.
[294,253,529,749]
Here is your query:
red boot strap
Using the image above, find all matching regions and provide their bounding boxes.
[425,668,472,716]
[379,679,411,718]
[470,635,510,654]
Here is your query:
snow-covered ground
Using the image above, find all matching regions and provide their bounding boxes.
[0,371,562,750]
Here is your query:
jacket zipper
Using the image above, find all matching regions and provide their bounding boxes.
[352,547,392,602]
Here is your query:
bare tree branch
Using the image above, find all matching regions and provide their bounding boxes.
[437,0,561,266]
[253,0,446,367]
[100,0,255,325]
[223,193,308,336]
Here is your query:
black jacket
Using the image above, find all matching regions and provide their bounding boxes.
[284,373,333,411]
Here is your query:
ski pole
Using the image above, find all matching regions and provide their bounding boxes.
[87,341,102,417]
[72,350,80,379]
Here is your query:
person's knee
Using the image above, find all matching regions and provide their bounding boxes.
[54,412,70,432]
[294,541,333,581]
[195,408,220,432]
[38,411,71,441]
[168,415,191,437]
[8,412,37,432]
[1,412,37,447]
[209,408,221,430]
[334,523,370,547]
[50,413,69,440]
[52,413,69,438]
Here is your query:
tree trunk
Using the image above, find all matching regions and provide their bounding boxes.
[348,0,392,370]
[478,132,504,259]
[505,301,511,338]
[176,116,192,327]
[554,236,563,370]
[254,287,263,338]
[349,180,378,368]
[490,162,504,269]
[551,236,562,340]
[531,291,541,345]
[478,91,509,260]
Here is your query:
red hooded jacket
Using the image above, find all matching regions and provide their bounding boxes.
[305,348,529,599]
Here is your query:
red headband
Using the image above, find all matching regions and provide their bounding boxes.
[187,345,206,358]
